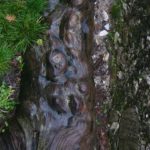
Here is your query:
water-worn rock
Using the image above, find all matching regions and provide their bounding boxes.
[0,0,95,150]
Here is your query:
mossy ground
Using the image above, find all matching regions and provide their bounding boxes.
[109,0,150,148]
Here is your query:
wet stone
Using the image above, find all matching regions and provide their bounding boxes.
[49,52,67,74]
[10,1,95,150]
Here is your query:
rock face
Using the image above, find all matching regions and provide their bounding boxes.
[0,1,95,150]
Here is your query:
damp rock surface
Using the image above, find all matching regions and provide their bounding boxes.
[0,1,95,150]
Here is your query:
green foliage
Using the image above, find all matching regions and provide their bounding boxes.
[0,0,47,52]
[0,0,47,75]
[26,0,47,13]
[111,0,123,19]
[36,39,44,46]
[0,83,16,118]
[0,44,13,76]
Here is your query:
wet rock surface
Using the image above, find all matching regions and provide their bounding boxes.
[0,0,113,148]
[20,1,95,150]
[0,0,95,150]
